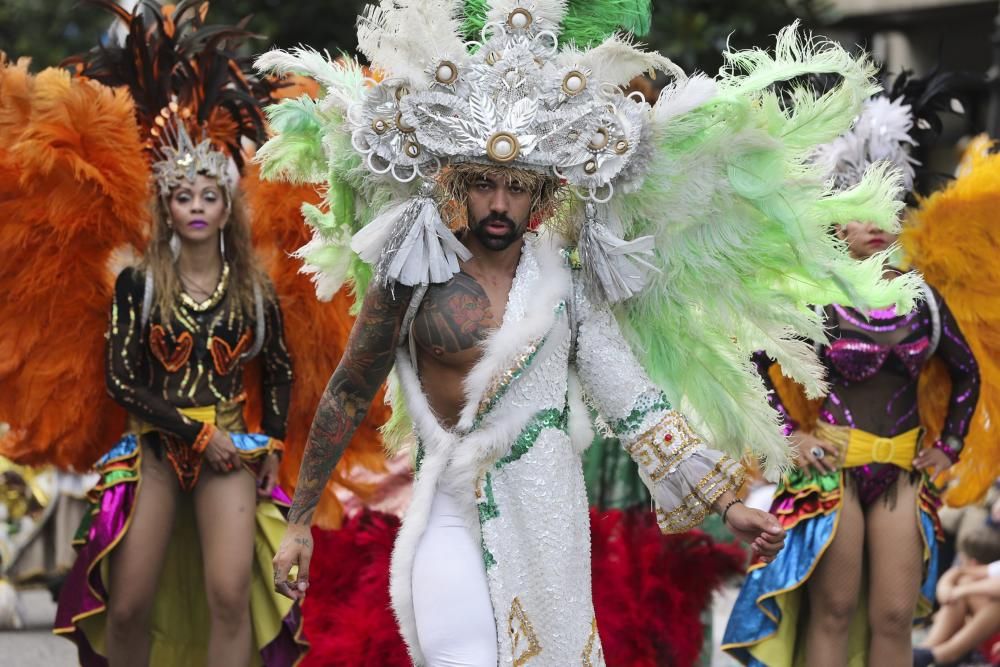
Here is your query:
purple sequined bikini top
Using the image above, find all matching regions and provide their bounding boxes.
[825,303,934,382]
[826,336,931,382]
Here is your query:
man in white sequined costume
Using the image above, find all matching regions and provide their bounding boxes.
[259,1,917,665]
[272,165,785,666]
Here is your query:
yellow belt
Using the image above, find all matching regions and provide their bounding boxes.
[813,422,922,471]
[126,399,247,436]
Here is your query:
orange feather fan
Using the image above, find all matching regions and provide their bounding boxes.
[243,163,392,529]
[901,144,1000,506]
[0,57,149,469]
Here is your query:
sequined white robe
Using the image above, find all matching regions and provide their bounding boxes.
[390,233,745,666]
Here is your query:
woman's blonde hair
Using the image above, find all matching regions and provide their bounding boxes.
[141,182,267,318]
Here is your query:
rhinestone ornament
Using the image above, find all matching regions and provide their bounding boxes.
[487,132,520,163]
[562,70,587,96]
[507,8,532,29]
[435,61,458,85]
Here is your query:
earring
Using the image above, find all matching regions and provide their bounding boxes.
[219,230,226,259]
[167,218,181,260]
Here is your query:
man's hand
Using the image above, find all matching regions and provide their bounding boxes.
[725,502,785,564]
[257,453,280,498]
[791,431,839,476]
[273,524,313,601]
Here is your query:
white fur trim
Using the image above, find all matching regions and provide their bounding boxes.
[456,235,570,431]
[567,368,595,454]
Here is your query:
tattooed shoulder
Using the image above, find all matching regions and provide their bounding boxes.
[412,272,497,356]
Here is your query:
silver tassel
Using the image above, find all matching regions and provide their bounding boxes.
[354,183,471,287]
[578,203,659,303]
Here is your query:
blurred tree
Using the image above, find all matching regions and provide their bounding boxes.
[0,0,117,69]
[647,0,836,74]
[1,0,833,74]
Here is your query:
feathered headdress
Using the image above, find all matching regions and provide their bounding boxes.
[812,68,972,195]
[66,0,272,192]
[256,0,919,475]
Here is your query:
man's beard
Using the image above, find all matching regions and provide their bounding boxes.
[469,212,526,251]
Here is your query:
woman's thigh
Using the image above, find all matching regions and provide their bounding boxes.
[865,477,924,625]
[108,447,180,616]
[192,465,257,605]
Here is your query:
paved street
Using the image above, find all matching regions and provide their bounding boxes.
[1,589,77,666]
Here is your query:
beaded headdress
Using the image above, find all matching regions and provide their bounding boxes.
[149,104,232,196]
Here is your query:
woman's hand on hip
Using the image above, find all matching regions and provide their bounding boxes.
[791,431,839,475]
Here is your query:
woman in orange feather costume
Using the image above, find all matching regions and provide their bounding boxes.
[0,3,332,664]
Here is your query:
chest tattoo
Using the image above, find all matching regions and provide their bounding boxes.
[414,273,497,356]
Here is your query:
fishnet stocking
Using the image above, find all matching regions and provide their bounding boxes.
[805,482,864,667]
[866,477,924,666]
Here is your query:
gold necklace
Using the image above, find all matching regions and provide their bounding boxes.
[179,262,230,311]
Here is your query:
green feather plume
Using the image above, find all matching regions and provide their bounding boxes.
[461,0,652,46]
[614,24,921,478]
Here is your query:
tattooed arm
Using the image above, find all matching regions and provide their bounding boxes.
[273,280,411,599]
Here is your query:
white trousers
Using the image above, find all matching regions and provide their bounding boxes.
[412,488,498,666]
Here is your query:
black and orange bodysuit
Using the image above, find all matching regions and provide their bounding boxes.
[106,265,293,490]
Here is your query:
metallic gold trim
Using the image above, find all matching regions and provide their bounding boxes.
[486,131,520,163]
[508,596,542,665]
[581,617,603,666]
[561,70,587,96]
[180,262,230,312]
[507,8,533,30]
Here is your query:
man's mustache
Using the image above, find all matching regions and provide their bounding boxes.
[476,213,516,227]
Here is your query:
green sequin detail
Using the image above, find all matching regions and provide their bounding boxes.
[611,393,671,436]
[473,339,546,429]
[415,440,426,473]
[478,472,500,569]
[477,409,569,569]
[478,472,500,522]
[497,407,568,468]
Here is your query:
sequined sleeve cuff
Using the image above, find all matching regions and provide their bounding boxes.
[622,409,746,534]
[192,423,215,453]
